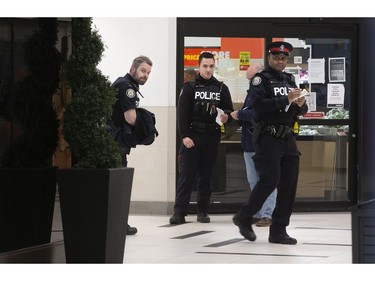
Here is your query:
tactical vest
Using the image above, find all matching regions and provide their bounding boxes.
[254,70,298,127]
[260,71,296,99]
[189,80,223,124]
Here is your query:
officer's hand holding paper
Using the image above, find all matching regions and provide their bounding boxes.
[216,107,224,125]
[293,89,307,107]
[285,89,307,111]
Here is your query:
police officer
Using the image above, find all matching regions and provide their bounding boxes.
[109,55,153,235]
[170,52,234,224]
[233,42,308,244]
[231,62,277,228]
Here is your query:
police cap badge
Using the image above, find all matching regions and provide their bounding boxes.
[267,41,293,56]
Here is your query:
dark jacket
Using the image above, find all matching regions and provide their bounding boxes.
[109,74,147,149]
[111,73,140,128]
[250,67,308,126]
[238,89,256,152]
[177,74,233,139]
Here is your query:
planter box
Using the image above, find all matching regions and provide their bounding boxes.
[57,167,134,263]
[0,167,57,253]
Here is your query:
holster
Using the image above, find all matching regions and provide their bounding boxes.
[265,125,292,138]
[252,122,265,144]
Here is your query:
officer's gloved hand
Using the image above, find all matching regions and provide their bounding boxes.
[293,96,306,107]
[287,88,301,103]
[220,113,229,124]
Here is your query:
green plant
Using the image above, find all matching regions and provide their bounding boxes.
[0,18,61,168]
[63,18,122,168]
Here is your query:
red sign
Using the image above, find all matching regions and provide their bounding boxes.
[302,112,325,119]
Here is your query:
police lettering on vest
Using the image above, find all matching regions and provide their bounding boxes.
[194,91,221,100]
[273,86,289,96]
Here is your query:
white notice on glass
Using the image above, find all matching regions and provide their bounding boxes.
[308,58,325,84]
[327,84,345,108]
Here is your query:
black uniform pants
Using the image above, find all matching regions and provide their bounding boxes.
[174,129,221,216]
[236,133,300,235]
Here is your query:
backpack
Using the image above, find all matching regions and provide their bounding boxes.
[133,108,159,145]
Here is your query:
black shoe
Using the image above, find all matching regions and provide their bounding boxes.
[252,217,260,224]
[268,233,297,245]
[169,214,186,224]
[233,215,256,242]
[197,212,210,223]
[127,224,138,235]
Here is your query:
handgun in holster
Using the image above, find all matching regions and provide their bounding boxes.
[252,121,265,144]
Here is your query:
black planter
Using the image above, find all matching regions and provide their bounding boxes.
[57,167,134,263]
[0,167,57,253]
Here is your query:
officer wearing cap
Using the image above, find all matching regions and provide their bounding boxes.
[233,41,308,245]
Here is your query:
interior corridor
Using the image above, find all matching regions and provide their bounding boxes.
[0,201,352,264]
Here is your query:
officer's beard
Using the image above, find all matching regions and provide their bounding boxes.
[135,75,147,85]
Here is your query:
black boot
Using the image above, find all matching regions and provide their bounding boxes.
[233,215,256,242]
[269,226,297,245]
[127,224,137,235]
[268,233,297,244]
[197,212,210,223]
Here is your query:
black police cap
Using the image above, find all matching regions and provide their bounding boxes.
[267,41,293,55]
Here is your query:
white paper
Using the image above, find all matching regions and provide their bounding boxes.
[305,92,316,112]
[285,89,308,112]
[216,107,224,125]
[308,58,325,84]
[291,90,308,101]
[327,83,345,108]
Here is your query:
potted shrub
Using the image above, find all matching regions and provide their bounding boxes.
[57,18,134,263]
[0,18,61,252]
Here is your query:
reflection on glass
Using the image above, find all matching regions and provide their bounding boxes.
[183,36,351,206]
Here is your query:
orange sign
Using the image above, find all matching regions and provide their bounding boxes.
[184,48,221,66]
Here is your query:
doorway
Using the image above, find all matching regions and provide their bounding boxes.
[176,18,359,213]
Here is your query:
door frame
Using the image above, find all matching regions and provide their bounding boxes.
[176,17,360,212]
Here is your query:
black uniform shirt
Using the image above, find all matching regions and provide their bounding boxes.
[177,74,233,138]
[250,67,308,126]
[111,73,140,127]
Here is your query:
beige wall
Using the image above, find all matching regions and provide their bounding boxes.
[93,18,177,215]
[127,106,176,215]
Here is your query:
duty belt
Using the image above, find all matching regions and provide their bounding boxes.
[265,124,293,138]
[189,121,219,134]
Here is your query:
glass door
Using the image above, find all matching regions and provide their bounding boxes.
[177,18,358,212]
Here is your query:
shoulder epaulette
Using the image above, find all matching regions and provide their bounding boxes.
[258,71,273,80]
[188,79,196,88]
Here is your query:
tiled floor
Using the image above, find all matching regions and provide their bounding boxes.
[125,212,352,264]
[1,203,362,280]
[0,202,352,264]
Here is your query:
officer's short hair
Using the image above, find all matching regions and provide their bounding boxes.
[198,52,215,65]
[132,55,153,69]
